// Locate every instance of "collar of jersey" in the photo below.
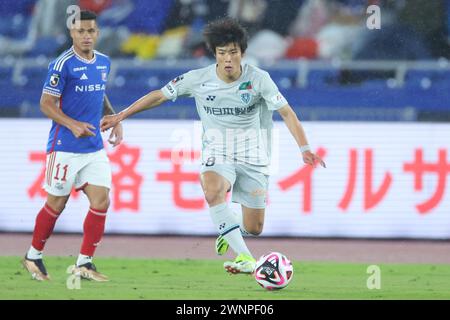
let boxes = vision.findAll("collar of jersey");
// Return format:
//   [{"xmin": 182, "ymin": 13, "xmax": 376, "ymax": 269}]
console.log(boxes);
[{"xmin": 71, "ymin": 46, "xmax": 97, "ymax": 64}]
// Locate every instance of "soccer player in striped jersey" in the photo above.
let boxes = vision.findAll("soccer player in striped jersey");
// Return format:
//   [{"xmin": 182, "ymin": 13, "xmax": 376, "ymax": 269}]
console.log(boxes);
[
  {"xmin": 101, "ymin": 18, "xmax": 325, "ymax": 274},
  {"xmin": 22, "ymin": 11, "xmax": 122, "ymax": 282}
]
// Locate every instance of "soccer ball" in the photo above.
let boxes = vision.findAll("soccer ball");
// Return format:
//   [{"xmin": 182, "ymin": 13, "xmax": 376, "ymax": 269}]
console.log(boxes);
[{"xmin": 254, "ymin": 252, "xmax": 294, "ymax": 290}]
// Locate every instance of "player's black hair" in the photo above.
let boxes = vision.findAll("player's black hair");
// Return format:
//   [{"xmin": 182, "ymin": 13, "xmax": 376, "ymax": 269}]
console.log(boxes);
[
  {"xmin": 80, "ymin": 10, "xmax": 97, "ymax": 21},
  {"xmin": 203, "ymin": 17, "xmax": 248, "ymax": 54}
]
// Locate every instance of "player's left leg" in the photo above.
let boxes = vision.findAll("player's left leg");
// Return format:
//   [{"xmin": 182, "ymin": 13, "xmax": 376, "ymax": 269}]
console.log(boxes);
[
  {"xmin": 240, "ymin": 206, "xmax": 265, "ymax": 236},
  {"xmin": 72, "ymin": 184, "xmax": 110, "ymax": 281},
  {"xmin": 71, "ymin": 149, "xmax": 111, "ymax": 282},
  {"xmin": 232, "ymin": 164, "xmax": 268, "ymax": 235}
]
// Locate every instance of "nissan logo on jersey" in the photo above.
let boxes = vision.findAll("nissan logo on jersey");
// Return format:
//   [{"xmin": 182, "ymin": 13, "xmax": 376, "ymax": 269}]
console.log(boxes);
[{"xmin": 75, "ymin": 84, "xmax": 106, "ymax": 92}]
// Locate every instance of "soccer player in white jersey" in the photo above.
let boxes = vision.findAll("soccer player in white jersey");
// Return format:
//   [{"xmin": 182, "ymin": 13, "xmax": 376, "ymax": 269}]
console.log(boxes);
[
  {"xmin": 101, "ymin": 18, "xmax": 325, "ymax": 274},
  {"xmin": 22, "ymin": 11, "xmax": 123, "ymax": 282}
]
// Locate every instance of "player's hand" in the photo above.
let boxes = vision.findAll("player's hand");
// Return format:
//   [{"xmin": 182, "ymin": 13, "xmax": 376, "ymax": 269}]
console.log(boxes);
[
  {"xmin": 101, "ymin": 114, "xmax": 121, "ymax": 132},
  {"xmin": 108, "ymin": 122, "xmax": 123, "ymax": 147},
  {"xmin": 302, "ymin": 151, "xmax": 326, "ymax": 168},
  {"xmin": 69, "ymin": 121, "xmax": 96, "ymax": 138}
]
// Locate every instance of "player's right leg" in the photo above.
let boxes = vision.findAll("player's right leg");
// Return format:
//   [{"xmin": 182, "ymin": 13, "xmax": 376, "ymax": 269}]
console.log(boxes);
[
  {"xmin": 200, "ymin": 166, "xmax": 255, "ymax": 274},
  {"xmin": 218, "ymin": 164, "xmax": 268, "ymax": 254},
  {"xmin": 23, "ymin": 151, "xmax": 75, "ymax": 281},
  {"xmin": 222, "ymin": 165, "xmax": 269, "ymax": 273},
  {"xmin": 22, "ymin": 194, "xmax": 69, "ymax": 281},
  {"xmin": 217, "ymin": 206, "xmax": 265, "ymax": 254}
]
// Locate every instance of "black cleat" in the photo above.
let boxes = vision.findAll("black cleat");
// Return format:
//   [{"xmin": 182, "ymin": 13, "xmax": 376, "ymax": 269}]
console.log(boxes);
[
  {"xmin": 21, "ymin": 256, "xmax": 50, "ymax": 281},
  {"xmin": 72, "ymin": 262, "xmax": 109, "ymax": 282}
]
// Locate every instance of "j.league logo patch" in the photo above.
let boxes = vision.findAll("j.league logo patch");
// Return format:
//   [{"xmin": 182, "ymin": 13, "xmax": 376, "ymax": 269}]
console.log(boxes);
[{"xmin": 50, "ymin": 74, "xmax": 60, "ymax": 87}]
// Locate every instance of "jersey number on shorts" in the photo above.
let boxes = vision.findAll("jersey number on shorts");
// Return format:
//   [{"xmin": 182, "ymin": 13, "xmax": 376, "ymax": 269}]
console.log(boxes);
[
  {"xmin": 54, "ymin": 164, "xmax": 68, "ymax": 182},
  {"xmin": 205, "ymin": 156, "xmax": 216, "ymax": 167}
]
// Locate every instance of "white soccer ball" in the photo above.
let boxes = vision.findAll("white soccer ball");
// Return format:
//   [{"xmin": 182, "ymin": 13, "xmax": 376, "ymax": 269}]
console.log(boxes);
[{"xmin": 254, "ymin": 252, "xmax": 294, "ymax": 290}]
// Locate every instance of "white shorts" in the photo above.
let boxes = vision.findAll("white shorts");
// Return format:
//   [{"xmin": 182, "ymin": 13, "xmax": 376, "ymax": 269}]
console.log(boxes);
[
  {"xmin": 201, "ymin": 160, "xmax": 269, "ymax": 209},
  {"xmin": 43, "ymin": 149, "xmax": 112, "ymax": 196}
]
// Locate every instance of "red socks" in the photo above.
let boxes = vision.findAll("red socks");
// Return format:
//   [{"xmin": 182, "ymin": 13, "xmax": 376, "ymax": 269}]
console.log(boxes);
[
  {"xmin": 31, "ymin": 203, "xmax": 61, "ymax": 251},
  {"xmin": 80, "ymin": 208, "xmax": 107, "ymax": 256},
  {"xmin": 31, "ymin": 204, "xmax": 107, "ymax": 257}
]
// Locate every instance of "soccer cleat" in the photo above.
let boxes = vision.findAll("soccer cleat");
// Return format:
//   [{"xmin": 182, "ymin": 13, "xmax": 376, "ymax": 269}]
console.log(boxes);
[
  {"xmin": 223, "ymin": 253, "xmax": 256, "ymax": 275},
  {"xmin": 215, "ymin": 234, "xmax": 229, "ymax": 256},
  {"xmin": 72, "ymin": 262, "xmax": 109, "ymax": 282},
  {"xmin": 21, "ymin": 256, "xmax": 50, "ymax": 281}
]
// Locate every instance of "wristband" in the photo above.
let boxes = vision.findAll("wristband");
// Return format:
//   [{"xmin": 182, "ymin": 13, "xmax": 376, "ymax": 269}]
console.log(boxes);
[{"xmin": 300, "ymin": 145, "xmax": 311, "ymax": 153}]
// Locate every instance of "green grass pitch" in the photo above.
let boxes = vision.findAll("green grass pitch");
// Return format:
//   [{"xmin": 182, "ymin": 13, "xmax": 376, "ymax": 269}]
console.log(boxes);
[{"xmin": 1, "ymin": 256, "xmax": 449, "ymax": 299}]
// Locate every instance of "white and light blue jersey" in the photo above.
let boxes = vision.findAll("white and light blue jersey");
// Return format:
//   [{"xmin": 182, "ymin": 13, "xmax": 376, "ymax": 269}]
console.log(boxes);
[
  {"xmin": 42, "ymin": 46, "xmax": 110, "ymax": 153},
  {"xmin": 161, "ymin": 63, "xmax": 288, "ymax": 170}
]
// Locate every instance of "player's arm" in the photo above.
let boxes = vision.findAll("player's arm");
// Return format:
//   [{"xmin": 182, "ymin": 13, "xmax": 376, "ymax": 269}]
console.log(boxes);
[
  {"xmin": 40, "ymin": 93, "xmax": 95, "ymax": 138},
  {"xmin": 103, "ymin": 94, "xmax": 123, "ymax": 147},
  {"xmin": 103, "ymin": 94, "xmax": 116, "ymax": 115},
  {"xmin": 100, "ymin": 89, "xmax": 168, "ymax": 131},
  {"xmin": 277, "ymin": 104, "xmax": 326, "ymax": 168}
]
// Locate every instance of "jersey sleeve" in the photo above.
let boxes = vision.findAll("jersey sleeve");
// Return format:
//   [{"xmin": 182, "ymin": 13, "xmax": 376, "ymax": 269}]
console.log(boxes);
[
  {"xmin": 160, "ymin": 71, "xmax": 194, "ymax": 101},
  {"xmin": 106, "ymin": 57, "xmax": 111, "ymax": 77},
  {"xmin": 42, "ymin": 60, "xmax": 67, "ymax": 98},
  {"xmin": 259, "ymin": 72, "xmax": 288, "ymax": 111}
]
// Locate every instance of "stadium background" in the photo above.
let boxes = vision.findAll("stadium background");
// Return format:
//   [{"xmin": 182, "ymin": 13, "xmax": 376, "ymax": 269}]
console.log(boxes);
[{"xmin": 0, "ymin": 0, "xmax": 450, "ymax": 300}]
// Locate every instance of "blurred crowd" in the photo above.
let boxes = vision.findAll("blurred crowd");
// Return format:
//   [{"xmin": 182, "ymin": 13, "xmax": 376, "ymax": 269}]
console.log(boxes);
[{"xmin": 0, "ymin": 0, "xmax": 449, "ymax": 62}]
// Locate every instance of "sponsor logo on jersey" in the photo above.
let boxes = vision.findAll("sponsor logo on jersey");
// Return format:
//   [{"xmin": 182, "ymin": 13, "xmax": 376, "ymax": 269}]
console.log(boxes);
[
  {"xmin": 50, "ymin": 74, "xmax": 60, "ymax": 87},
  {"xmin": 80, "ymin": 73, "xmax": 88, "ymax": 80},
  {"xmin": 96, "ymin": 65, "xmax": 107, "ymax": 70},
  {"xmin": 171, "ymin": 75, "xmax": 184, "ymax": 84},
  {"xmin": 201, "ymin": 82, "xmax": 219, "ymax": 89},
  {"xmin": 238, "ymin": 81, "xmax": 252, "ymax": 90},
  {"xmin": 73, "ymin": 66, "xmax": 87, "ymax": 72},
  {"xmin": 75, "ymin": 84, "xmax": 106, "ymax": 92},
  {"xmin": 206, "ymin": 95, "xmax": 216, "ymax": 101},
  {"xmin": 203, "ymin": 105, "xmax": 255, "ymax": 116}
]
